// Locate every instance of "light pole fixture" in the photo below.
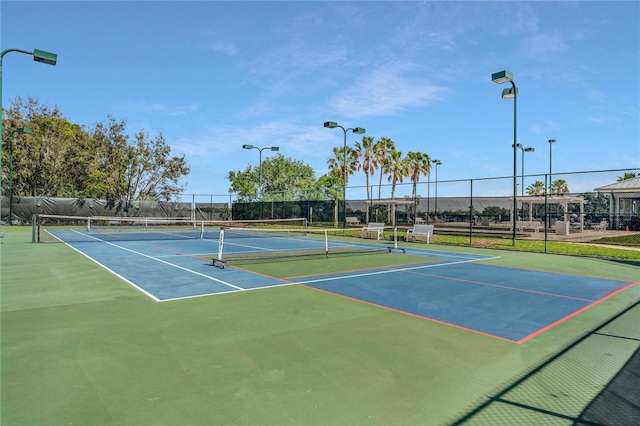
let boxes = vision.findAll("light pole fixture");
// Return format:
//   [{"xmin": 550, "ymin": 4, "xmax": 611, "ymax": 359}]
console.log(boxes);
[
  {"xmin": 323, "ymin": 121, "xmax": 365, "ymax": 228},
  {"xmin": 242, "ymin": 144, "xmax": 279, "ymax": 196},
  {"xmin": 1, "ymin": 48, "xmax": 58, "ymax": 193},
  {"xmin": 8, "ymin": 127, "xmax": 32, "ymax": 223},
  {"xmin": 492, "ymin": 69, "xmax": 518, "ymax": 245},
  {"xmin": 548, "ymin": 139, "xmax": 556, "ymax": 194},
  {"xmin": 432, "ymin": 160, "xmax": 441, "ymax": 215},
  {"xmin": 547, "ymin": 139, "xmax": 556, "ymax": 229},
  {"xmin": 512, "ymin": 143, "xmax": 535, "ymax": 196}
]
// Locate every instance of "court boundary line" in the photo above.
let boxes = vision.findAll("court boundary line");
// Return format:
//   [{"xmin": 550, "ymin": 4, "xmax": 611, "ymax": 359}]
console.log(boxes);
[
  {"xmin": 298, "ymin": 282, "xmax": 518, "ymax": 343},
  {"xmin": 66, "ymin": 230, "xmax": 245, "ymax": 298},
  {"xmin": 293, "ymin": 256, "xmax": 500, "ymax": 286},
  {"xmin": 402, "ymin": 269, "xmax": 599, "ymax": 303},
  {"xmin": 63, "ymin": 243, "xmax": 161, "ymax": 302}
]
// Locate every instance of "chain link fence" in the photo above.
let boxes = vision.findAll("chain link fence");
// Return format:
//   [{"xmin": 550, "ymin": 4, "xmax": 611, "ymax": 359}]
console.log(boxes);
[{"xmin": 2, "ymin": 168, "xmax": 638, "ymax": 248}]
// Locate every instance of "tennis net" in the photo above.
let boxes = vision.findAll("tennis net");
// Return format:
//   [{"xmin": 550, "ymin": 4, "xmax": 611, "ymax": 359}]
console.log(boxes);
[
  {"xmin": 33, "ymin": 214, "xmax": 307, "ymax": 243},
  {"xmin": 212, "ymin": 226, "xmax": 401, "ymax": 267}
]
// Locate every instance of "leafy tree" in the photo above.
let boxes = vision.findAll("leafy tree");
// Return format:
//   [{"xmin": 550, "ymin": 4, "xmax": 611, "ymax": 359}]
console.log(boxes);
[
  {"xmin": 227, "ymin": 154, "xmax": 316, "ymax": 202},
  {"xmin": 260, "ymin": 154, "xmax": 316, "ymax": 200},
  {"xmin": 227, "ymin": 166, "xmax": 258, "ymax": 202},
  {"xmin": 124, "ymin": 130, "xmax": 189, "ymax": 202},
  {"xmin": 3, "ymin": 98, "xmax": 189, "ymax": 202},
  {"xmin": 373, "ymin": 137, "xmax": 395, "ymax": 199},
  {"xmin": 2, "ymin": 96, "xmax": 91, "ymax": 197},
  {"xmin": 481, "ymin": 205, "xmax": 509, "ymax": 220},
  {"xmin": 315, "ymin": 172, "xmax": 341, "ymax": 201}
]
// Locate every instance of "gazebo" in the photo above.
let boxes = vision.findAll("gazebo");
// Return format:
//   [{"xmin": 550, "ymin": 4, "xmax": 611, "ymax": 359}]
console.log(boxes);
[
  {"xmin": 595, "ymin": 176, "xmax": 640, "ymax": 229},
  {"xmin": 517, "ymin": 195, "xmax": 586, "ymax": 231}
]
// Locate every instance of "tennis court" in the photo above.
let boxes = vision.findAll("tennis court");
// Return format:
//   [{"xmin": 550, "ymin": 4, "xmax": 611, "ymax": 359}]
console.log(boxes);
[
  {"xmin": 2, "ymin": 223, "xmax": 638, "ymax": 425},
  {"xmin": 50, "ymin": 223, "xmax": 634, "ymax": 344}
]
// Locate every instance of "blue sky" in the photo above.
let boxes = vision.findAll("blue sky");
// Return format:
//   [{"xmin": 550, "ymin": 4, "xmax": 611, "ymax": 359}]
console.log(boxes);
[{"xmin": 2, "ymin": 1, "xmax": 638, "ymax": 200}]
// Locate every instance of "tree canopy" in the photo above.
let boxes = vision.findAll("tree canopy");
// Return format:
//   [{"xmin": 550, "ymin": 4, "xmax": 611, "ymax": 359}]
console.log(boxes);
[{"xmin": 1, "ymin": 97, "xmax": 189, "ymax": 201}]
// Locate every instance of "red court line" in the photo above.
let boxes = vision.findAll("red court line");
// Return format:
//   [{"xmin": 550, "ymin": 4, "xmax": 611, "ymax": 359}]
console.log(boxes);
[
  {"xmin": 516, "ymin": 281, "xmax": 638, "ymax": 344},
  {"xmin": 297, "ymin": 283, "xmax": 518, "ymax": 344},
  {"xmin": 402, "ymin": 269, "xmax": 598, "ymax": 303}
]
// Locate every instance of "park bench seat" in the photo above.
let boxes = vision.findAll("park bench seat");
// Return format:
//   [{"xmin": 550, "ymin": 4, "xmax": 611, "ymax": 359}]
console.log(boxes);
[
  {"xmin": 513, "ymin": 221, "xmax": 543, "ymax": 233},
  {"xmin": 361, "ymin": 222, "xmax": 384, "ymax": 240},
  {"xmin": 406, "ymin": 224, "xmax": 434, "ymax": 243},
  {"xmin": 346, "ymin": 216, "xmax": 360, "ymax": 226}
]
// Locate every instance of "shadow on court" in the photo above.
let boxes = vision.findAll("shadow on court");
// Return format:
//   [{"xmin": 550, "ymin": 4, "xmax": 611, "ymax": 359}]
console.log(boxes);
[{"xmin": 452, "ymin": 301, "xmax": 640, "ymax": 425}]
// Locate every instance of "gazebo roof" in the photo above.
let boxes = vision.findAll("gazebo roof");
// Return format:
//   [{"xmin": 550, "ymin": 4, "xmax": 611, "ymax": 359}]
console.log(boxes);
[
  {"xmin": 595, "ymin": 176, "xmax": 640, "ymax": 193},
  {"xmin": 517, "ymin": 195, "xmax": 585, "ymax": 204}
]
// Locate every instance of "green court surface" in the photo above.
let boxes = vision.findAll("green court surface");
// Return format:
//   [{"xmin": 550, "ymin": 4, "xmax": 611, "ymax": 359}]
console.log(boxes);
[
  {"xmin": 231, "ymin": 251, "xmax": 437, "ymax": 279},
  {"xmin": 1, "ymin": 226, "xmax": 638, "ymax": 425}
]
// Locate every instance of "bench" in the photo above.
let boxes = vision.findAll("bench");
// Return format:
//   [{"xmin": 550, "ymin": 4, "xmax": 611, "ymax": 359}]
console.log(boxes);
[
  {"xmin": 362, "ymin": 222, "xmax": 385, "ymax": 240},
  {"xmin": 406, "ymin": 224, "xmax": 434, "ymax": 243},
  {"xmin": 346, "ymin": 216, "xmax": 360, "ymax": 226},
  {"xmin": 513, "ymin": 220, "xmax": 543, "ymax": 233},
  {"xmin": 592, "ymin": 220, "xmax": 608, "ymax": 231}
]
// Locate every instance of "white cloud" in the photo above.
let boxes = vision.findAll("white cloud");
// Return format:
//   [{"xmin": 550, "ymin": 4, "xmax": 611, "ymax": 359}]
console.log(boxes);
[
  {"xmin": 329, "ymin": 65, "xmax": 448, "ymax": 118},
  {"xmin": 521, "ymin": 33, "xmax": 568, "ymax": 59}
]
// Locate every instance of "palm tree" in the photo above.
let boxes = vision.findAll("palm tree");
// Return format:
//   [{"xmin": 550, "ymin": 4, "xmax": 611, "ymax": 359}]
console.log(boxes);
[
  {"xmin": 406, "ymin": 151, "xmax": 431, "ymax": 199},
  {"xmin": 617, "ymin": 172, "xmax": 638, "ymax": 181},
  {"xmin": 373, "ymin": 137, "xmax": 395, "ymax": 200},
  {"xmin": 406, "ymin": 151, "xmax": 431, "ymax": 222},
  {"xmin": 550, "ymin": 179, "xmax": 569, "ymax": 195},
  {"xmin": 383, "ymin": 149, "xmax": 409, "ymax": 225},
  {"xmin": 526, "ymin": 180, "xmax": 546, "ymax": 196},
  {"xmin": 326, "ymin": 145, "xmax": 358, "ymax": 198},
  {"xmin": 354, "ymin": 136, "xmax": 376, "ymax": 222}
]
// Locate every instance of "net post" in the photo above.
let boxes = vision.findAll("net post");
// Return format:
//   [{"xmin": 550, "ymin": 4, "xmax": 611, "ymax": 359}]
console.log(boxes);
[
  {"xmin": 32, "ymin": 214, "xmax": 38, "ymax": 243},
  {"xmin": 393, "ymin": 226, "xmax": 398, "ymax": 250},
  {"xmin": 324, "ymin": 229, "xmax": 329, "ymax": 258},
  {"xmin": 212, "ymin": 228, "xmax": 227, "ymax": 268}
]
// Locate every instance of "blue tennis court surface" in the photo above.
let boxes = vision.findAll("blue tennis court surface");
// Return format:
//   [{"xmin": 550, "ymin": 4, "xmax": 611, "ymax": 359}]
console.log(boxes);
[{"xmin": 61, "ymin": 234, "xmax": 636, "ymax": 344}]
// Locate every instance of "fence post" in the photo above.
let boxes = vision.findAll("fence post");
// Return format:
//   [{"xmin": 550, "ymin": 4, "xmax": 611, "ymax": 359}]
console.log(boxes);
[{"xmin": 469, "ymin": 179, "xmax": 473, "ymax": 246}]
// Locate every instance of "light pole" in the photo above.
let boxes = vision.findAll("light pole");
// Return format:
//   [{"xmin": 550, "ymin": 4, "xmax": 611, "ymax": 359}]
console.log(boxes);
[
  {"xmin": 548, "ymin": 139, "xmax": 556, "ymax": 228},
  {"xmin": 492, "ymin": 70, "xmax": 518, "ymax": 245},
  {"xmin": 432, "ymin": 159, "xmax": 441, "ymax": 216},
  {"xmin": 242, "ymin": 144, "xmax": 279, "ymax": 196},
  {"xmin": 513, "ymin": 143, "xmax": 534, "ymax": 219},
  {"xmin": 8, "ymin": 127, "xmax": 32, "ymax": 223},
  {"xmin": 1, "ymin": 48, "xmax": 57, "ymax": 193},
  {"xmin": 323, "ymin": 121, "xmax": 366, "ymax": 228}
]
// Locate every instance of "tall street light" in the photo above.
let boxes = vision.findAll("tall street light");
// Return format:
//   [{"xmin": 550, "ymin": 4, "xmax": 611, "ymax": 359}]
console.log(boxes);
[
  {"xmin": 513, "ymin": 143, "xmax": 534, "ymax": 219},
  {"xmin": 323, "ymin": 121, "xmax": 365, "ymax": 228},
  {"xmin": 8, "ymin": 127, "xmax": 32, "ymax": 223},
  {"xmin": 548, "ymin": 139, "xmax": 556, "ymax": 228},
  {"xmin": 242, "ymin": 144, "xmax": 279, "ymax": 196},
  {"xmin": 492, "ymin": 70, "xmax": 518, "ymax": 245},
  {"xmin": 1, "ymin": 48, "xmax": 57, "ymax": 193},
  {"xmin": 432, "ymin": 159, "xmax": 441, "ymax": 215}
]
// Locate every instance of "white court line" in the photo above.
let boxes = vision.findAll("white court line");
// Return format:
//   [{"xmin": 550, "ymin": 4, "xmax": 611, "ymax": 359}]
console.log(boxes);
[
  {"xmin": 295, "ymin": 256, "xmax": 500, "ymax": 286},
  {"xmin": 65, "ymin": 229, "xmax": 244, "ymax": 292},
  {"xmin": 62, "ymin": 242, "xmax": 161, "ymax": 302}
]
